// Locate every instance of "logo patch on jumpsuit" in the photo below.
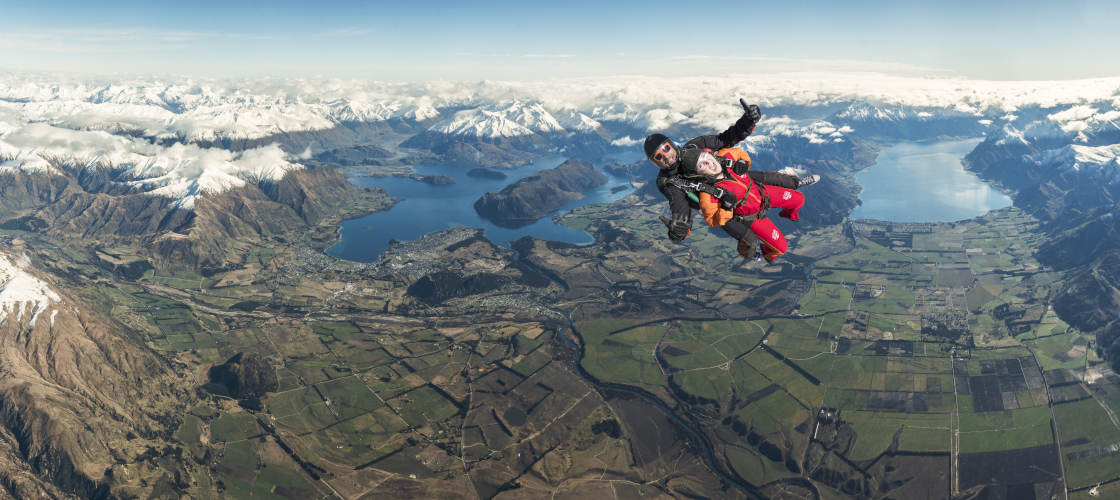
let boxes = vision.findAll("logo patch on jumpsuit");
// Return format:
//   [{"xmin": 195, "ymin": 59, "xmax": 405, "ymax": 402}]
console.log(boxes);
[
  {"xmin": 771, "ymin": 229, "xmax": 780, "ymax": 240},
  {"xmin": 783, "ymin": 191, "xmax": 792, "ymax": 200}
]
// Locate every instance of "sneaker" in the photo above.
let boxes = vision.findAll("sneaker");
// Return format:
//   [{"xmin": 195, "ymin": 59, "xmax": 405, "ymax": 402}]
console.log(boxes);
[{"xmin": 797, "ymin": 174, "xmax": 820, "ymax": 188}]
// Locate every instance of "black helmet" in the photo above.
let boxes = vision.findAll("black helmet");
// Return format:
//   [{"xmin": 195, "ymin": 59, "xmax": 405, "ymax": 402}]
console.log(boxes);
[
  {"xmin": 679, "ymin": 147, "xmax": 725, "ymax": 178},
  {"xmin": 644, "ymin": 133, "xmax": 670, "ymax": 158},
  {"xmin": 645, "ymin": 134, "xmax": 679, "ymax": 170},
  {"xmin": 678, "ymin": 146, "xmax": 705, "ymax": 177}
]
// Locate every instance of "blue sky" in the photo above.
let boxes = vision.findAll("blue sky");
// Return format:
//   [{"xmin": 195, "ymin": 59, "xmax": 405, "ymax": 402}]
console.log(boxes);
[{"xmin": 2, "ymin": 0, "xmax": 1118, "ymax": 81}]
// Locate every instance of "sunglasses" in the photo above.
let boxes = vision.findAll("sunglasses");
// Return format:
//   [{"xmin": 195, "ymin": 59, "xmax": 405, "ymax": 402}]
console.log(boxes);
[{"xmin": 652, "ymin": 143, "xmax": 672, "ymax": 163}]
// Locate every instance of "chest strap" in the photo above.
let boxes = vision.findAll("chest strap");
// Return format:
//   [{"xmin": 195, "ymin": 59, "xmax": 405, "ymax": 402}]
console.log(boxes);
[{"xmin": 665, "ymin": 176, "xmax": 727, "ymax": 203}]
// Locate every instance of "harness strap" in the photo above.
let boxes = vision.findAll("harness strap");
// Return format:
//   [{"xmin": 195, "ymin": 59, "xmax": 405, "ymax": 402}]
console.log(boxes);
[
  {"xmin": 668, "ymin": 172, "xmax": 770, "ymax": 218},
  {"xmin": 666, "ymin": 177, "xmax": 727, "ymax": 202},
  {"xmin": 724, "ymin": 171, "xmax": 770, "ymax": 219}
]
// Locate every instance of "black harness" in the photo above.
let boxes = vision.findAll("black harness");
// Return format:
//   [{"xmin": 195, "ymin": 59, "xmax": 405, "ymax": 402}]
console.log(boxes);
[{"xmin": 666, "ymin": 166, "xmax": 771, "ymax": 222}]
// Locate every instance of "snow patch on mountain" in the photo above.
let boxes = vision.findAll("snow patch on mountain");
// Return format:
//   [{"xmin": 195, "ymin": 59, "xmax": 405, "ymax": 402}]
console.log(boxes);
[
  {"xmin": 1037, "ymin": 144, "xmax": 1120, "ymax": 183},
  {"xmin": 3, "ymin": 71, "xmax": 1119, "ymax": 206},
  {"xmin": 611, "ymin": 136, "xmax": 641, "ymax": 147},
  {"xmin": 761, "ymin": 117, "xmax": 853, "ymax": 145},
  {"xmin": 0, "ymin": 253, "xmax": 60, "ymax": 328},
  {"xmin": 553, "ymin": 109, "xmax": 602, "ymax": 132},
  {"xmin": 4, "ymin": 72, "xmax": 1119, "ymax": 144},
  {"xmin": 0, "ymin": 123, "xmax": 303, "ymax": 209},
  {"xmin": 991, "ymin": 124, "xmax": 1030, "ymax": 147},
  {"xmin": 431, "ymin": 101, "xmax": 564, "ymax": 137}
]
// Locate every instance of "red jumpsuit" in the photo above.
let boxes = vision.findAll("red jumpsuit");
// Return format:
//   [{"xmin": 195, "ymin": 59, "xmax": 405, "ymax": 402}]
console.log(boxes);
[{"xmin": 697, "ymin": 158, "xmax": 804, "ymax": 262}]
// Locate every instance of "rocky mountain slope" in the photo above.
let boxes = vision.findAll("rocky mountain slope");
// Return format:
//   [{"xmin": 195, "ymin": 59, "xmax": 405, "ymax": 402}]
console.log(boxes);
[
  {"xmin": 0, "ymin": 250, "xmax": 188, "ymax": 498},
  {"xmin": 960, "ymin": 106, "xmax": 1120, "ymax": 370},
  {"xmin": 0, "ymin": 164, "xmax": 391, "ymax": 272}
]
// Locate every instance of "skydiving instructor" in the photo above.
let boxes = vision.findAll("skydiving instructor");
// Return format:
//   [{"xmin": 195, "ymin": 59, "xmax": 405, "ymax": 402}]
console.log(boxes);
[{"xmin": 644, "ymin": 99, "xmax": 819, "ymax": 258}]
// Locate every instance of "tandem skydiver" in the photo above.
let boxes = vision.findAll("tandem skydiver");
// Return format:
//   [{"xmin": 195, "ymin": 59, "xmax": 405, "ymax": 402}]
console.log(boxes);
[
  {"xmin": 643, "ymin": 99, "xmax": 819, "ymax": 260},
  {"xmin": 676, "ymin": 146, "xmax": 805, "ymax": 262}
]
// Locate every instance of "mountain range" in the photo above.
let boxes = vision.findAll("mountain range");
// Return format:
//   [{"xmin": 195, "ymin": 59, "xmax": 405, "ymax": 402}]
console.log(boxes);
[{"xmin": 1, "ymin": 72, "xmax": 1120, "ymax": 498}]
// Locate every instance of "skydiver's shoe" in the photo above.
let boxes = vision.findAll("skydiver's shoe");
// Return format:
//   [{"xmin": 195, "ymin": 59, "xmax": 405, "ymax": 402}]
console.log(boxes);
[
  {"xmin": 797, "ymin": 174, "xmax": 820, "ymax": 188},
  {"xmin": 780, "ymin": 208, "xmax": 800, "ymax": 221}
]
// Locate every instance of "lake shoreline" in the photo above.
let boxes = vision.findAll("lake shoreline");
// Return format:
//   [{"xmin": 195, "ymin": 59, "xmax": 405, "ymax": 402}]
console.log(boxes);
[
  {"xmin": 850, "ymin": 138, "xmax": 1011, "ymax": 223},
  {"xmin": 326, "ymin": 155, "xmax": 640, "ymax": 263}
]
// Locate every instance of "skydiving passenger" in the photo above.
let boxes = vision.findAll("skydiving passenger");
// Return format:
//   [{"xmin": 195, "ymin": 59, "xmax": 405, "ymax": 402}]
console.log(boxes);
[
  {"xmin": 677, "ymin": 146, "xmax": 806, "ymax": 262},
  {"xmin": 643, "ymin": 100, "xmax": 818, "ymax": 257}
]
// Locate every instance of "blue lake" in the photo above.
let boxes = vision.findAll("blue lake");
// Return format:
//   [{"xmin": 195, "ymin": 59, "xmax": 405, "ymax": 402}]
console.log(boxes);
[
  {"xmin": 850, "ymin": 138, "xmax": 1012, "ymax": 222},
  {"xmin": 326, "ymin": 155, "xmax": 642, "ymax": 262}
]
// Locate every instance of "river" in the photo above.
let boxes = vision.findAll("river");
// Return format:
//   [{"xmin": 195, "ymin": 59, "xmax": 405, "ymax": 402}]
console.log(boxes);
[{"xmin": 850, "ymin": 138, "xmax": 1011, "ymax": 222}]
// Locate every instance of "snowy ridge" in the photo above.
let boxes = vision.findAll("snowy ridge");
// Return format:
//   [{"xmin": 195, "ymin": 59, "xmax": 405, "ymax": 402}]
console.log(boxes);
[
  {"xmin": 0, "ymin": 253, "xmax": 60, "ymax": 328},
  {"xmin": 754, "ymin": 117, "xmax": 854, "ymax": 145},
  {"xmin": 990, "ymin": 124, "xmax": 1031, "ymax": 147},
  {"xmin": 1036, "ymin": 144, "xmax": 1120, "ymax": 184},
  {"xmin": 0, "ymin": 123, "xmax": 303, "ymax": 209},
  {"xmin": 835, "ymin": 102, "xmax": 917, "ymax": 122},
  {"xmin": 2, "ymin": 72, "xmax": 1119, "ymax": 208},
  {"xmin": 430, "ymin": 101, "xmax": 564, "ymax": 138},
  {"xmin": 552, "ymin": 109, "xmax": 602, "ymax": 133},
  {"xmin": 3, "ymin": 73, "xmax": 1119, "ymax": 143}
]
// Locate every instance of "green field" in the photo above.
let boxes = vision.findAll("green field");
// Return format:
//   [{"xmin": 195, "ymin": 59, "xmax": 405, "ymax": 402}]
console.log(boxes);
[
  {"xmin": 851, "ymin": 283, "xmax": 914, "ymax": 315},
  {"xmin": 1029, "ymin": 334, "xmax": 1095, "ymax": 371},
  {"xmin": 317, "ymin": 376, "xmax": 384, "ymax": 420},
  {"xmin": 736, "ymin": 389, "xmax": 810, "ymax": 440},
  {"xmin": 744, "ymin": 350, "xmax": 824, "ymax": 408},
  {"xmin": 673, "ymin": 368, "xmax": 732, "ymax": 401},
  {"xmin": 845, "ymin": 410, "xmax": 953, "ymax": 458},
  {"xmin": 174, "ymin": 415, "xmax": 207, "ymax": 461},
  {"xmin": 1054, "ymin": 398, "xmax": 1120, "ymax": 489},
  {"xmin": 577, "ymin": 319, "xmax": 667, "ymax": 388},
  {"xmin": 958, "ymin": 406, "xmax": 1053, "ymax": 453},
  {"xmin": 823, "ymin": 355, "xmax": 886, "ymax": 391},
  {"xmin": 391, "ymin": 385, "xmax": 461, "ymax": 427},
  {"xmin": 215, "ymin": 440, "xmax": 259, "ymax": 498},
  {"xmin": 210, "ymin": 413, "xmax": 262, "ymax": 442},
  {"xmin": 799, "ymin": 283, "xmax": 852, "ymax": 315}
]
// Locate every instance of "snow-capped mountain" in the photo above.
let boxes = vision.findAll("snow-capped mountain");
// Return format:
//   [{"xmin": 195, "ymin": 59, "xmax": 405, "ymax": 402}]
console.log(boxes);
[
  {"xmin": 3, "ymin": 71, "xmax": 1120, "ymax": 208},
  {"xmin": 0, "ymin": 122, "xmax": 302, "ymax": 209},
  {"xmin": 553, "ymin": 108, "xmax": 603, "ymax": 133},
  {"xmin": 829, "ymin": 102, "xmax": 990, "ymax": 139},
  {"xmin": 0, "ymin": 246, "xmax": 187, "ymax": 499},
  {"xmin": 1038, "ymin": 144, "xmax": 1120, "ymax": 184},
  {"xmin": 431, "ymin": 101, "xmax": 564, "ymax": 138},
  {"xmin": 424, "ymin": 100, "xmax": 603, "ymax": 138},
  {"xmin": 402, "ymin": 100, "xmax": 614, "ymax": 167},
  {"xmin": 5, "ymin": 72, "xmax": 1118, "ymax": 145}
]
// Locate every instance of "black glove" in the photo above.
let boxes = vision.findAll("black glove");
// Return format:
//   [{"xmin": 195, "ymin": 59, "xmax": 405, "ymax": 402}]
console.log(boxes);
[
  {"xmin": 737, "ymin": 234, "xmax": 760, "ymax": 260},
  {"xmin": 731, "ymin": 159, "xmax": 750, "ymax": 176},
  {"xmin": 737, "ymin": 99, "xmax": 762, "ymax": 134},
  {"xmin": 718, "ymin": 189, "xmax": 739, "ymax": 210},
  {"xmin": 740, "ymin": 99, "xmax": 761, "ymax": 121},
  {"xmin": 668, "ymin": 216, "xmax": 691, "ymax": 242}
]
